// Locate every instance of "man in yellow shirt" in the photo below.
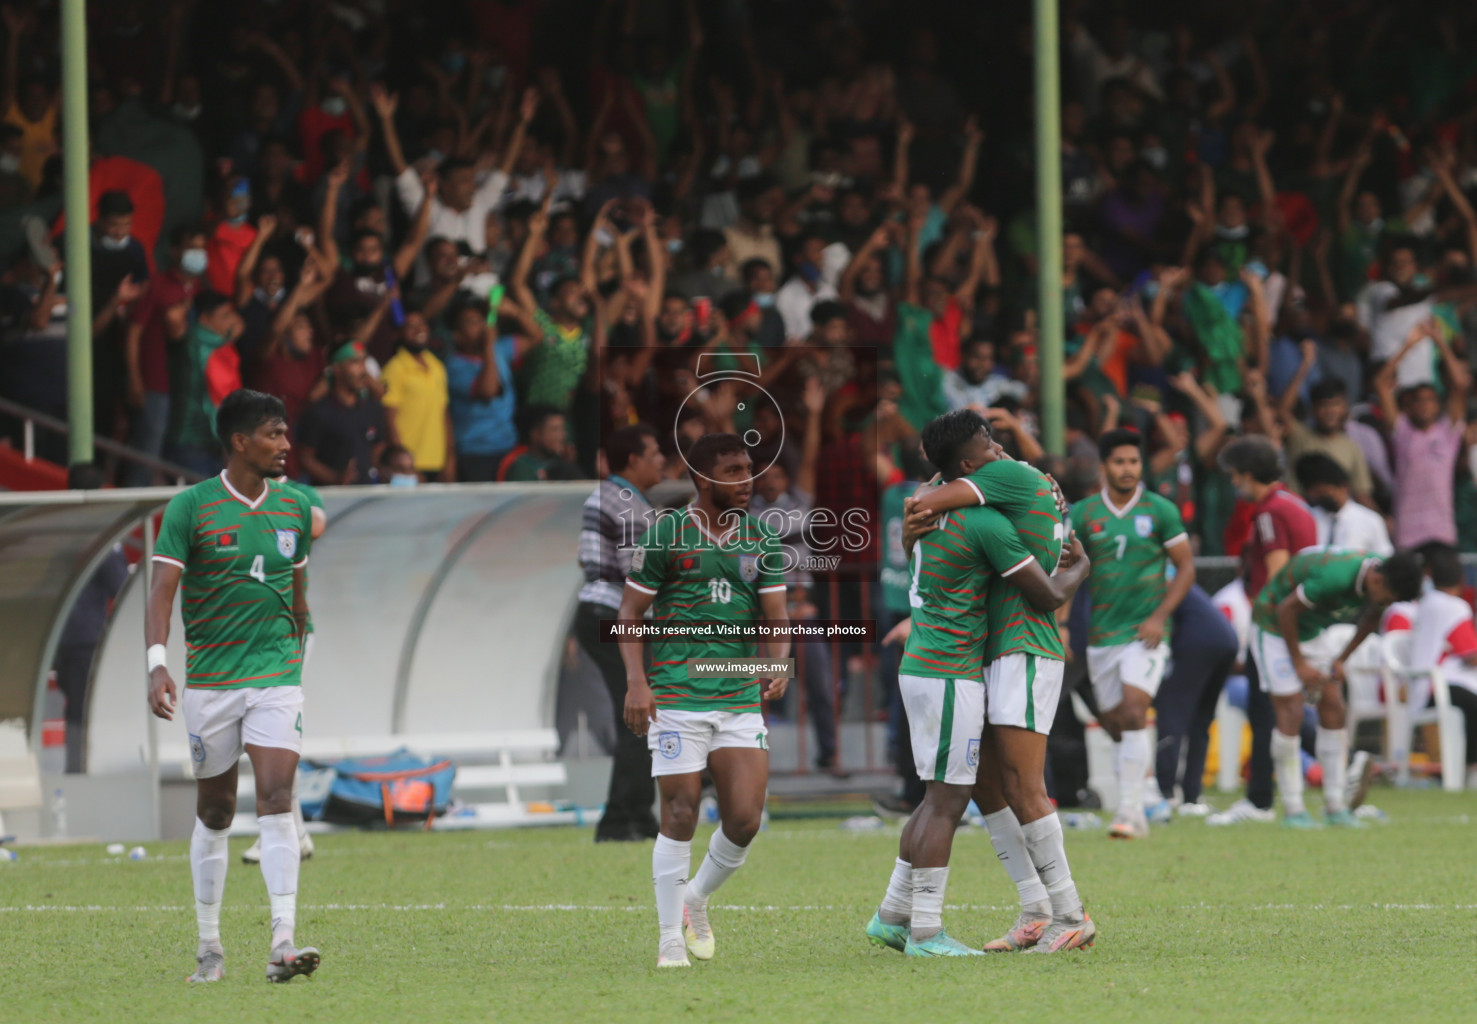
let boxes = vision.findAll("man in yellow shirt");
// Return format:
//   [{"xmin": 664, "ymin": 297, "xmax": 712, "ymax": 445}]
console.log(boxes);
[
  {"xmin": 380, "ymin": 311, "xmax": 454, "ymax": 481},
  {"xmin": 2, "ymin": 9, "xmax": 57, "ymax": 190}
]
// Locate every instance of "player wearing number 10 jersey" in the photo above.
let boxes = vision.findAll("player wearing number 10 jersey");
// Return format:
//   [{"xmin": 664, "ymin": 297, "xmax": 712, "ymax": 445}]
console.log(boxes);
[
  {"xmin": 146, "ymin": 390, "xmax": 320, "ymax": 985},
  {"xmin": 619, "ymin": 434, "xmax": 791, "ymax": 968},
  {"xmin": 908, "ymin": 422, "xmax": 1096, "ymax": 953}
]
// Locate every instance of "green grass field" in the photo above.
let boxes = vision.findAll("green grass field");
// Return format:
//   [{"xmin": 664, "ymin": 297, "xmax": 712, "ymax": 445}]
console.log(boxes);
[{"xmin": 3, "ymin": 789, "xmax": 1476, "ymax": 1024}]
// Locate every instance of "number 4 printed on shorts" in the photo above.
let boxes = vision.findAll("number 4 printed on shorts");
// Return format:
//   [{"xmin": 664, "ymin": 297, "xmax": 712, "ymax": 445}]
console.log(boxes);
[{"xmin": 294, "ymin": 712, "xmax": 302, "ymax": 737}]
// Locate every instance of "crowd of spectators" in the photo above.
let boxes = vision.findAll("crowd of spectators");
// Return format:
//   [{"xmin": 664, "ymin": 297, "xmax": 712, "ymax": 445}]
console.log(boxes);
[{"xmin": 3, "ymin": 0, "xmax": 1477, "ymax": 557}]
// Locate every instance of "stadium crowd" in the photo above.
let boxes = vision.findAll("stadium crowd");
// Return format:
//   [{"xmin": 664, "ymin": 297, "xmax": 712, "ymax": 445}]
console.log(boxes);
[
  {"xmin": 2, "ymin": 1, "xmax": 1475, "ymax": 538},
  {"xmin": 4, "ymin": 1, "xmax": 1477, "ymax": 794}
]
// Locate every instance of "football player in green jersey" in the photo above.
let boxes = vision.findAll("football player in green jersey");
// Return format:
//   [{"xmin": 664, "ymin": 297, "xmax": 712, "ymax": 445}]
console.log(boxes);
[
  {"xmin": 1069, "ymin": 429, "xmax": 1196, "ymax": 840},
  {"xmin": 618, "ymin": 434, "xmax": 792, "ymax": 968},
  {"xmin": 904, "ymin": 413, "xmax": 1098, "ymax": 953},
  {"xmin": 1250, "ymin": 548, "xmax": 1423, "ymax": 827},
  {"xmin": 146, "ymin": 390, "xmax": 320, "ymax": 984},
  {"xmin": 866, "ymin": 410, "xmax": 1089, "ymax": 957}
]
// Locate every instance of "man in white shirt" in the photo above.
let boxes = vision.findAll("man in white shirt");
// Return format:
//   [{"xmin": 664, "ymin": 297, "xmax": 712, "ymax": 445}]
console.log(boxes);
[
  {"xmin": 374, "ymin": 83, "xmax": 536, "ymax": 257},
  {"xmin": 1295, "ymin": 453, "xmax": 1392, "ymax": 555},
  {"xmin": 776, "ymin": 232, "xmax": 837, "ymax": 342},
  {"xmin": 1406, "ymin": 545, "xmax": 1477, "ymax": 786},
  {"xmin": 1357, "ymin": 246, "xmax": 1434, "ymax": 389}
]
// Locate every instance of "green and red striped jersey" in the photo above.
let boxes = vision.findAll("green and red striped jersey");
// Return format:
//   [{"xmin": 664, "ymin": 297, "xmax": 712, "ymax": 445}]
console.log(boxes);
[
  {"xmin": 963, "ymin": 460, "xmax": 1068, "ymax": 663},
  {"xmin": 626, "ymin": 505, "xmax": 786, "ymax": 713},
  {"xmin": 901, "ymin": 504, "xmax": 1033, "ymax": 680},
  {"xmin": 1069, "ymin": 486, "xmax": 1188, "ymax": 646},
  {"xmin": 154, "ymin": 473, "xmax": 313, "ymax": 689}
]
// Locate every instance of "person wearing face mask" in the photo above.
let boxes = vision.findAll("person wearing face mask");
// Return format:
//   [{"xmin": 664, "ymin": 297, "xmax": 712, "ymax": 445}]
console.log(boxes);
[
  {"xmin": 380, "ymin": 309, "xmax": 453, "ymax": 482},
  {"xmin": 379, "ymin": 445, "xmax": 419, "ymax": 487},
  {"xmin": 1296, "ymin": 454, "xmax": 1392, "ymax": 556},
  {"xmin": 775, "ymin": 232, "xmax": 838, "ymax": 343},
  {"xmin": 87, "ymin": 191, "xmax": 150, "ymax": 441},
  {"xmin": 738, "ymin": 259, "xmax": 785, "ymax": 346},
  {"xmin": 123, "ymin": 225, "xmax": 209, "ymax": 486},
  {"xmin": 170, "ymin": 292, "xmax": 246, "ymax": 477}
]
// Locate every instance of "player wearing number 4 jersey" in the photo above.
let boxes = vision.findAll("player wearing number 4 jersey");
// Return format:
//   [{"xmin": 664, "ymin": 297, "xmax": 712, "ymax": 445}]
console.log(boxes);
[
  {"xmin": 147, "ymin": 390, "xmax": 320, "ymax": 985},
  {"xmin": 1250, "ymin": 547, "xmax": 1423, "ymax": 827},
  {"xmin": 866, "ymin": 410, "xmax": 1090, "ymax": 957},
  {"xmin": 900, "ymin": 412, "xmax": 1097, "ymax": 954},
  {"xmin": 1070, "ymin": 430, "xmax": 1196, "ymax": 840},
  {"xmin": 619, "ymin": 434, "xmax": 791, "ymax": 969}
]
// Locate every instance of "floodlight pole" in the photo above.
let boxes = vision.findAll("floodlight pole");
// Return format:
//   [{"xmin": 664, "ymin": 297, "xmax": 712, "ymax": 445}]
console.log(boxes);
[
  {"xmin": 62, "ymin": 0, "xmax": 93, "ymax": 470},
  {"xmin": 1034, "ymin": 0, "xmax": 1064, "ymax": 455}
]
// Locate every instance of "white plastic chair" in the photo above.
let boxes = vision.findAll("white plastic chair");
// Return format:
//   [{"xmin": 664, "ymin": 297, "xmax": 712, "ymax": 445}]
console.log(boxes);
[{"xmin": 1382, "ymin": 632, "xmax": 1467, "ymax": 792}]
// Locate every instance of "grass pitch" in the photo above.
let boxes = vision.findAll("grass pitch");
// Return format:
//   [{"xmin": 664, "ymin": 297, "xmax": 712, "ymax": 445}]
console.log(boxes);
[{"xmin": 2, "ymin": 789, "xmax": 1475, "ymax": 1024}]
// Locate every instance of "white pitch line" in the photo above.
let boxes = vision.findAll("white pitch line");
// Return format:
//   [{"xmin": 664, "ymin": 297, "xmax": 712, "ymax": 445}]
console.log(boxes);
[{"xmin": 5, "ymin": 902, "xmax": 1477, "ymax": 914}]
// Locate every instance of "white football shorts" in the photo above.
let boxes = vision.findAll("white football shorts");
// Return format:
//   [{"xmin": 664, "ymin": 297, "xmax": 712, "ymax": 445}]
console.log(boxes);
[
  {"xmin": 647, "ymin": 708, "xmax": 768, "ymax": 777},
  {"xmin": 183, "ymin": 685, "xmax": 304, "ymax": 780}
]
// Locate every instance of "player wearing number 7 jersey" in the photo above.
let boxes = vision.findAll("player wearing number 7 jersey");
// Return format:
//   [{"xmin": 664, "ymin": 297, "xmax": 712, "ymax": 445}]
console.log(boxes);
[
  {"xmin": 906, "ymin": 425, "xmax": 1097, "ymax": 953},
  {"xmin": 1069, "ymin": 429, "xmax": 1196, "ymax": 840},
  {"xmin": 618, "ymin": 434, "xmax": 791, "ymax": 968},
  {"xmin": 146, "ymin": 390, "xmax": 320, "ymax": 985}
]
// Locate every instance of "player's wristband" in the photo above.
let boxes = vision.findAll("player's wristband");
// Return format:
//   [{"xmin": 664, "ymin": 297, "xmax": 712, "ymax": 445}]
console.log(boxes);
[{"xmin": 146, "ymin": 644, "xmax": 167, "ymax": 673}]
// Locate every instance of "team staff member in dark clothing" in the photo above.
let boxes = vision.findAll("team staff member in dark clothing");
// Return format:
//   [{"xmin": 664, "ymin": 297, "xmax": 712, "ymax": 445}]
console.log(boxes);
[
  {"xmin": 1155, "ymin": 584, "xmax": 1240, "ymax": 814},
  {"xmin": 575, "ymin": 425, "xmax": 664, "ymax": 841},
  {"xmin": 296, "ymin": 341, "xmax": 387, "ymax": 485},
  {"xmin": 1207, "ymin": 437, "xmax": 1317, "ymax": 826}
]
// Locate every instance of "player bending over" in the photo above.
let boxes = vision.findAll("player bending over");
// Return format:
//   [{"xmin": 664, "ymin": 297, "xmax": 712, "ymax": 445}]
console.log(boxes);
[
  {"xmin": 1069, "ymin": 429, "xmax": 1195, "ymax": 839},
  {"xmin": 618, "ymin": 433, "xmax": 791, "ymax": 968},
  {"xmin": 903, "ymin": 425, "xmax": 1097, "ymax": 952},
  {"xmin": 1250, "ymin": 548, "xmax": 1423, "ymax": 827},
  {"xmin": 147, "ymin": 389, "xmax": 320, "ymax": 984},
  {"xmin": 866, "ymin": 410, "xmax": 1089, "ymax": 956}
]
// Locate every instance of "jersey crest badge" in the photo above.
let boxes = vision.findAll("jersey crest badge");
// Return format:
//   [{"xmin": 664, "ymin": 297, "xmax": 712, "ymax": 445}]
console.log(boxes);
[
  {"xmin": 630, "ymin": 546, "xmax": 646, "ymax": 572},
  {"xmin": 276, "ymin": 529, "xmax": 298, "ymax": 559},
  {"xmin": 1134, "ymin": 515, "xmax": 1153, "ymax": 538},
  {"xmin": 738, "ymin": 554, "xmax": 759, "ymax": 582},
  {"xmin": 966, "ymin": 738, "xmax": 980, "ymax": 768},
  {"xmin": 657, "ymin": 731, "xmax": 681, "ymax": 759},
  {"xmin": 188, "ymin": 733, "xmax": 206, "ymax": 765}
]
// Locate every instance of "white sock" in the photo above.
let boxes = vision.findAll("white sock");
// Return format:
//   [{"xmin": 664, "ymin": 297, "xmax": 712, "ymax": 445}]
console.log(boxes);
[
  {"xmin": 1271, "ymin": 729, "xmax": 1305, "ymax": 816},
  {"xmin": 983, "ymin": 808, "xmax": 1049, "ymax": 910},
  {"xmin": 651, "ymin": 835, "xmax": 691, "ymax": 945},
  {"xmin": 1116, "ymin": 730, "xmax": 1150, "ymax": 815},
  {"xmin": 689, "ymin": 827, "xmax": 749, "ymax": 903},
  {"xmin": 190, "ymin": 818, "xmax": 230, "ymax": 954},
  {"xmin": 878, "ymin": 857, "xmax": 912, "ymax": 925},
  {"xmin": 1021, "ymin": 814, "xmax": 1082, "ymax": 920},
  {"xmin": 257, "ymin": 812, "xmax": 299, "ymax": 947},
  {"xmin": 1317, "ymin": 727, "xmax": 1349, "ymax": 813},
  {"xmin": 291, "ymin": 775, "xmax": 308, "ymax": 841},
  {"xmin": 909, "ymin": 866, "xmax": 948, "ymax": 941}
]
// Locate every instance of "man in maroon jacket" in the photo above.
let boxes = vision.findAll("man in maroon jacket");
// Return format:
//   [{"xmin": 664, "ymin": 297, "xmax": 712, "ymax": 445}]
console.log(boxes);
[{"xmin": 1208, "ymin": 436, "xmax": 1318, "ymax": 826}]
